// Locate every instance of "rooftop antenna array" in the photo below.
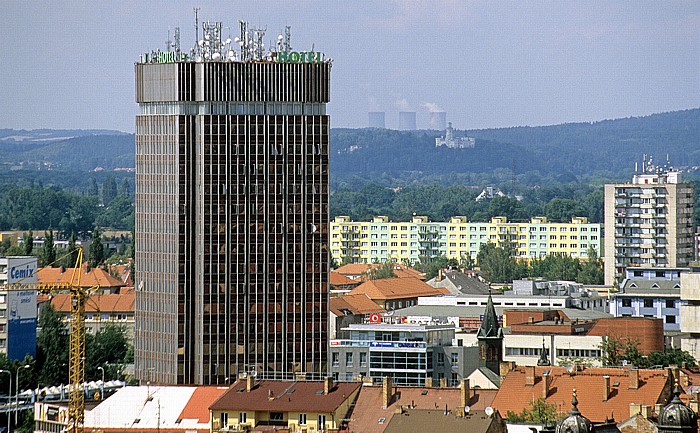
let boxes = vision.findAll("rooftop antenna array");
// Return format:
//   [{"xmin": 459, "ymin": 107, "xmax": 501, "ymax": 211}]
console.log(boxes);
[
  {"xmin": 252, "ymin": 26, "xmax": 267, "ymax": 61},
  {"xmin": 284, "ymin": 26, "xmax": 292, "ymax": 52},
  {"xmin": 237, "ymin": 20, "xmax": 250, "ymax": 62},
  {"xmin": 166, "ymin": 27, "xmax": 181, "ymax": 53},
  {"xmin": 199, "ymin": 20, "xmax": 228, "ymax": 61},
  {"xmin": 192, "ymin": 7, "xmax": 201, "ymax": 58}
]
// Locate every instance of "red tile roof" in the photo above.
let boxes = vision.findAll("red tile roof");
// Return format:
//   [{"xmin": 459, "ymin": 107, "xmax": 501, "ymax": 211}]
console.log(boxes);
[
  {"xmin": 209, "ymin": 380, "xmax": 361, "ymax": 413},
  {"xmin": 179, "ymin": 386, "xmax": 229, "ymax": 423},
  {"xmin": 330, "ymin": 294, "xmax": 385, "ymax": 316},
  {"xmin": 38, "ymin": 266, "xmax": 125, "ymax": 289},
  {"xmin": 50, "ymin": 292, "xmax": 134, "ymax": 313},
  {"xmin": 330, "ymin": 271, "xmax": 361, "ymax": 287},
  {"xmin": 491, "ymin": 366, "xmax": 672, "ymax": 423},
  {"xmin": 349, "ymin": 385, "xmax": 496, "ymax": 433},
  {"xmin": 348, "ymin": 278, "xmax": 449, "ymax": 301}
]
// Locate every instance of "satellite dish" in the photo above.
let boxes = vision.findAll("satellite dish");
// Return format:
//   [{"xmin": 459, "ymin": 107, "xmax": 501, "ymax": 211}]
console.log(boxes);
[
  {"xmin": 234, "ymin": 37, "xmax": 240, "ymax": 42},
  {"xmin": 212, "ymin": 52, "xmax": 221, "ymax": 60},
  {"xmin": 278, "ymin": 35, "xmax": 283, "ymax": 40},
  {"xmin": 464, "ymin": 405, "xmax": 471, "ymax": 414},
  {"xmin": 485, "ymin": 407, "xmax": 494, "ymax": 417},
  {"xmin": 198, "ymin": 40, "xmax": 204, "ymax": 46},
  {"xmin": 225, "ymin": 38, "xmax": 232, "ymax": 44},
  {"xmin": 566, "ymin": 365, "xmax": 574, "ymax": 373},
  {"xmin": 251, "ymin": 370, "xmax": 258, "ymax": 378}
]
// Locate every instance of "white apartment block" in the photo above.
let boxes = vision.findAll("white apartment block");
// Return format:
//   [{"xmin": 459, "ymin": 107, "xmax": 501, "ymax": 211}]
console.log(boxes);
[{"xmin": 604, "ymin": 163, "xmax": 695, "ymax": 285}]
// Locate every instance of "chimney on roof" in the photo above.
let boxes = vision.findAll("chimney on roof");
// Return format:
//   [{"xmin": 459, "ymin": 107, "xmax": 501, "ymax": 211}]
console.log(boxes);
[
  {"xmin": 542, "ymin": 372, "xmax": 551, "ymax": 399},
  {"xmin": 60, "ymin": 266, "xmax": 65, "ymax": 273},
  {"xmin": 246, "ymin": 375, "xmax": 255, "ymax": 392},
  {"xmin": 630, "ymin": 403, "xmax": 641, "ymax": 418},
  {"xmin": 324, "ymin": 376, "xmax": 334, "ymax": 395},
  {"xmin": 437, "ymin": 268, "xmax": 444, "ymax": 281},
  {"xmin": 439, "ymin": 377, "xmax": 447, "ymax": 388},
  {"xmin": 681, "ymin": 371, "xmax": 689, "ymax": 388},
  {"xmin": 500, "ymin": 361, "xmax": 515, "ymax": 377},
  {"xmin": 425, "ymin": 377, "xmax": 433, "ymax": 388},
  {"xmin": 640, "ymin": 405, "xmax": 651, "ymax": 418},
  {"xmin": 629, "ymin": 368, "xmax": 639, "ymax": 390},
  {"xmin": 382, "ymin": 376, "xmax": 393, "ymax": 408},
  {"xmin": 525, "ymin": 366, "xmax": 536, "ymax": 386},
  {"xmin": 655, "ymin": 403, "xmax": 664, "ymax": 415},
  {"xmin": 603, "ymin": 376, "xmax": 611, "ymax": 401},
  {"xmin": 460, "ymin": 379, "xmax": 471, "ymax": 408}
]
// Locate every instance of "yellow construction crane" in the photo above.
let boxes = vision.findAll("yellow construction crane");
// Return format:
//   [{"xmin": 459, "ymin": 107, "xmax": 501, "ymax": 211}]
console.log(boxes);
[{"xmin": 4, "ymin": 247, "xmax": 94, "ymax": 433}]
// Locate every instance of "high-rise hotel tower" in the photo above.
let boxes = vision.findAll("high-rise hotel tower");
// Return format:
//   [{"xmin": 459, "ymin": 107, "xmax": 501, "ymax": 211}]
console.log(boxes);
[{"xmin": 134, "ymin": 20, "xmax": 330, "ymax": 384}]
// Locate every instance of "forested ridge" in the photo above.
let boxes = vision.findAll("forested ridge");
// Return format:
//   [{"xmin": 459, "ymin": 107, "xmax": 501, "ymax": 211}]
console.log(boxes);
[{"xmin": 0, "ymin": 108, "xmax": 697, "ymax": 231}]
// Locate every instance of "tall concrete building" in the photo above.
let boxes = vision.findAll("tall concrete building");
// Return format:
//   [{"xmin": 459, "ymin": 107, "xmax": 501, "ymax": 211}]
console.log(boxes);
[
  {"xmin": 604, "ymin": 160, "xmax": 695, "ymax": 285},
  {"xmin": 134, "ymin": 20, "xmax": 330, "ymax": 384}
]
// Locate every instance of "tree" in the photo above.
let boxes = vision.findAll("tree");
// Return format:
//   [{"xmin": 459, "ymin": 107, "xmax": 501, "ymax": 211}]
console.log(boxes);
[
  {"xmin": 119, "ymin": 178, "xmax": 131, "ymax": 196},
  {"xmin": 40, "ymin": 230, "xmax": 56, "ymax": 267},
  {"xmin": 477, "ymin": 243, "xmax": 521, "ymax": 284},
  {"xmin": 23, "ymin": 230, "xmax": 34, "ymax": 255},
  {"xmin": 89, "ymin": 227, "xmax": 105, "ymax": 268},
  {"xmin": 505, "ymin": 398, "xmax": 560, "ymax": 424},
  {"xmin": 415, "ymin": 255, "xmax": 458, "ymax": 280},
  {"xmin": 88, "ymin": 178, "xmax": 99, "ymax": 197},
  {"xmin": 64, "ymin": 231, "xmax": 79, "ymax": 268},
  {"xmin": 544, "ymin": 198, "xmax": 586, "ymax": 222},
  {"xmin": 102, "ymin": 176, "xmax": 118, "ymax": 206},
  {"xmin": 36, "ymin": 304, "xmax": 69, "ymax": 386},
  {"xmin": 86, "ymin": 324, "xmax": 131, "ymax": 382},
  {"xmin": 369, "ymin": 261, "xmax": 397, "ymax": 280},
  {"xmin": 577, "ymin": 247, "xmax": 604, "ymax": 284}
]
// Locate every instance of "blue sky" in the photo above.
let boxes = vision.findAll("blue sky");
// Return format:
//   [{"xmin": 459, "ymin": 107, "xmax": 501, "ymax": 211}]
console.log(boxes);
[{"xmin": 2, "ymin": 1, "xmax": 698, "ymax": 132}]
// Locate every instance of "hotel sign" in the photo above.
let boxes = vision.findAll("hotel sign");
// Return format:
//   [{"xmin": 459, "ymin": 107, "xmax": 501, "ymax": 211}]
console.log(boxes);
[{"xmin": 275, "ymin": 51, "xmax": 325, "ymax": 63}]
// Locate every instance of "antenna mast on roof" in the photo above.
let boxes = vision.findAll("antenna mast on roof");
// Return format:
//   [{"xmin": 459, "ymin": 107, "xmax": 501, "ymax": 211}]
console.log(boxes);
[
  {"xmin": 192, "ymin": 7, "xmax": 201, "ymax": 58},
  {"xmin": 284, "ymin": 25, "xmax": 292, "ymax": 51},
  {"xmin": 173, "ymin": 27, "xmax": 181, "ymax": 53}
]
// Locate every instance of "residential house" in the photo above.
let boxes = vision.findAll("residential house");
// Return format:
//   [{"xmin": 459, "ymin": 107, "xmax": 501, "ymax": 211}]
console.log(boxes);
[
  {"xmin": 209, "ymin": 377, "xmax": 360, "ymax": 433},
  {"xmin": 48, "ymin": 290, "xmax": 135, "ymax": 340},
  {"xmin": 347, "ymin": 278, "xmax": 448, "ymax": 311},
  {"xmin": 492, "ymin": 366, "xmax": 674, "ymax": 423},
  {"xmin": 347, "ymin": 376, "xmax": 498, "ymax": 433}
]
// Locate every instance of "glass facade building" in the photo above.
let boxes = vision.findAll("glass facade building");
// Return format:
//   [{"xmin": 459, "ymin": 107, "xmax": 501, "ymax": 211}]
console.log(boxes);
[{"xmin": 135, "ymin": 59, "xmax": 331, "ymax": 385}]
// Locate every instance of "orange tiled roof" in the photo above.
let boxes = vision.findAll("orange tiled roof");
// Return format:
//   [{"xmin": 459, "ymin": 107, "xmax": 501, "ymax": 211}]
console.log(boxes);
[
  {"xmin": 350, "ymin": 385, "xmax": 496, "ymax": 433},
  {"xmin": 50, "ymin": 292, "xmax": 134, "ymax": 313},
  {"xmin": 330, "ymin": 294, "xmax": 385, "ymax": 316},
  {"xmin": 179, "ymin": 386, "xmax": 229, "ymax": 423},
  {"xmin": 330, "ymin": 271, "xmax": 360, "ymax": 286},
  {"xmin": 38, "ymin": 266, "xmax": 125, "ymax": 289},
  {"xmin": 348, "ymin": 278, "xmax": 449, "ymax": 300},
  {"xmin": 491, "ymin": 366, "xmax": 672, "ymax": 423}
]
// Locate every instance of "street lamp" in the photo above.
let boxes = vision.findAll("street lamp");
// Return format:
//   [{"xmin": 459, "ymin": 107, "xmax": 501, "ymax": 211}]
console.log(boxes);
[
  {"xmin": 15, "ymin": 365, "xmax": 29, "ymax": 424},
  {"xmin": 0, "ymin": 369, "xmax": 11, "ymax": 433},
  {"xmin": 97, "ymin": 366, "xmax": 105, "ymax": 400}
]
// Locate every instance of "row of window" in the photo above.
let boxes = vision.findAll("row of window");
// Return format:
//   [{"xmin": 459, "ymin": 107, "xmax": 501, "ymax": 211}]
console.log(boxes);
[
  {"xmin": 620, "ymin": 299, "xmax": 676, "ymax": 309},
  {"xmin": 220, "ymin": 412, "xmax": 323, "ymax": 427}
]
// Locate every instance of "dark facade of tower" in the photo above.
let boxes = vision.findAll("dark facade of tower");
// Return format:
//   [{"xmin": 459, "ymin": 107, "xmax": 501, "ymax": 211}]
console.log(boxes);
[
  {"xmin": 477, "ymin": 293, "xmax": 503, "ymax": 376},
  {"xmin": 134, "ymin": 60, "xmax": 331, "ymax": 384}
]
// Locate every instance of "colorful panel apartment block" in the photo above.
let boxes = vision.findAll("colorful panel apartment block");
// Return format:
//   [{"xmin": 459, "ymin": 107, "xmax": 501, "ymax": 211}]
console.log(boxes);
[{"xmin": 331, "ymin": 216, "xmax": 602, "ymax": 264}]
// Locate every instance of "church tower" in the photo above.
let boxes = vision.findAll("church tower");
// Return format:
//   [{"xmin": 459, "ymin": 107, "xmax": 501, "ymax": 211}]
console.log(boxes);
[{"xmin": 477, "ymin": 292, "xmax": 503, "ymax": 376}]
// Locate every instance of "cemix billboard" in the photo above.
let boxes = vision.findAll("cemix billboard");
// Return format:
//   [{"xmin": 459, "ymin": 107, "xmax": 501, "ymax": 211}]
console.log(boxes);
[
  {"xmin": 4, "ymin": 257, "xmax": 37, "ymax": 360},
  {"xmin": 7, "ymin": 256, "xmax": 37, "ymax": 284}
]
